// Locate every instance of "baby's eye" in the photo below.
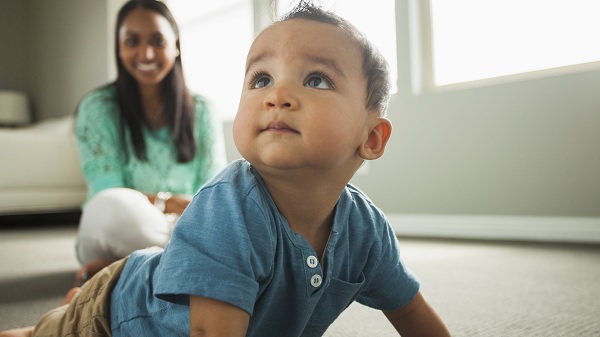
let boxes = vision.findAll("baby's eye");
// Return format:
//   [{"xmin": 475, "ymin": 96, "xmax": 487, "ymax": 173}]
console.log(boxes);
[
  {"xmin": 251, "ymin": 74, "xmax": 273, "ymax": 89},
  {"xmin": 305, "ymin": 73, "xmax": 333, "ymax": 89}
]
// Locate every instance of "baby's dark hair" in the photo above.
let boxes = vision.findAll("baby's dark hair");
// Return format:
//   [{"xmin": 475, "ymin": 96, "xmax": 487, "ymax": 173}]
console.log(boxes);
[{"xmin": 279, "ymin": 1, "xmax": 391, "ymax": 116}]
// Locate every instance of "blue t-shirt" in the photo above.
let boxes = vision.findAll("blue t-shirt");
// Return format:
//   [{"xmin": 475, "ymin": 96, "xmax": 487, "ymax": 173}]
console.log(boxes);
[{"xmin": 110, "ymin": 160, "xmax": 419, "ymax": 336}]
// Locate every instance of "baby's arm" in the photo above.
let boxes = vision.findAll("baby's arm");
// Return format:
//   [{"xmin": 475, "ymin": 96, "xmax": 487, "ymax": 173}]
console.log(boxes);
[
  {"xmin": 383, "ymin": 291, "xmax": 451, "ymax": 337},
  {"xmin": 189, "ymin": 295, "xmax": 250, "ymax": 337}
]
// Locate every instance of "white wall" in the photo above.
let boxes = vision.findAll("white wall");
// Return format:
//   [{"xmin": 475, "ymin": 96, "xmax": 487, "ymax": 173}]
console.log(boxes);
[
  {"xmin": 0, "ymin": 1, "xmax": 29, "ymax": 92},
  {"xmin": 0, "ymin": 0, "xmax": 110, "ymax": 121}
]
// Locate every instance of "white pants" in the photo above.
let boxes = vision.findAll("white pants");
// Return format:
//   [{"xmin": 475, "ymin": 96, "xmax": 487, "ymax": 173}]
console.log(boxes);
[{"xmin": 75, "ymin": 188, "xmax": 175, "ymax": 265}]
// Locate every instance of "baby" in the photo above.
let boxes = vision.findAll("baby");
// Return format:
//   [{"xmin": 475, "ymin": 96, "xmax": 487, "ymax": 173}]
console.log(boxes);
[{"xmin": 1, "ymin": 1, "xmax": 450, "ymax": 336}]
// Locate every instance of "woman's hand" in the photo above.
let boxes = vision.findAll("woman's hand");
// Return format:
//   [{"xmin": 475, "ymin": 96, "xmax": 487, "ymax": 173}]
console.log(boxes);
[
  {"xmin": 165, "ymin": 194, "xmax": 192, "ymax": 214},
  {"xmin": 148, "ymin": 193, "xmax": 192, "ymax": 215}
]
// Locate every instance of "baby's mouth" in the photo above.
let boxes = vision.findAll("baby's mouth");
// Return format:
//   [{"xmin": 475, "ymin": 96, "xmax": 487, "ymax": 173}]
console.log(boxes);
[{"xmin": 265, "ymin": 120, "xmax": 299, "ymax": 133}]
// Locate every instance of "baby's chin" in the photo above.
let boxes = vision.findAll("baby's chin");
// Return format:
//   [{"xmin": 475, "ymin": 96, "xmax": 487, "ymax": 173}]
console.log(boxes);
[{"xmin": 250, "ymin": 155, "xmax": 302, "ymax": 172}]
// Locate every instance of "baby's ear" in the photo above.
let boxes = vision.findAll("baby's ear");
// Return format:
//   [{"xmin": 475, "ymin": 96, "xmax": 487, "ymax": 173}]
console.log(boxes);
[{"xmin": 359, "ymin": 117, "xmax": 392, "ymax": 160}]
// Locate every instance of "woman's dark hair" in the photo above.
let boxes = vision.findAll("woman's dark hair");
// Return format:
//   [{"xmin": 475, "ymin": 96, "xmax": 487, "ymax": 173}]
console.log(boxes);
[
  {"xmin": 279, "ymin": 0, "xmax": 391, "ymax": 115},
  {"xmin": 115, "ymin": 0, "xmax": 196, "ymax": 162}
]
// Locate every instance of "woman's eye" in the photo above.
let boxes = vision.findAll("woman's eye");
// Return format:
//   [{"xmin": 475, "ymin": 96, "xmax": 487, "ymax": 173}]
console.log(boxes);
[
  {"xmin": 151, "ymin": 36, "xmax": 166, "ymax": 47},
  {"xmin": 124, "ymin": 37, "xmax": 138, "ymax": 47},
  {"xmin": 305, "ymin": 74, "xmax": 332, "ymax": 89},
  {"xmin": 252, "ymin": 76, "xmax": 272, "ymax": 89}
]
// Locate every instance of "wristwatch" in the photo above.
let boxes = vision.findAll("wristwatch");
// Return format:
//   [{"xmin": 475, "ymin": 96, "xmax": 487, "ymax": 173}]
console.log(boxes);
[{"xmin": 154, "ymin": 191, "xmax": 172, "ymax": 213}]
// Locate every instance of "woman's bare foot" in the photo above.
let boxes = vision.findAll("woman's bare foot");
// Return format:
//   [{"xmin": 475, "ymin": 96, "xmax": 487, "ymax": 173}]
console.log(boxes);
[
  {"xmin": 75, "ymin": 258, "xmax": 114, "ymax": 286},
  {"xmin": 0, "ymin": 326, "xmax": 34, "ymax": 337}
]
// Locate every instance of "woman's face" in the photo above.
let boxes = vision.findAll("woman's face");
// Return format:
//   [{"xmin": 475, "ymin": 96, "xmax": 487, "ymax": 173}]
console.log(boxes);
[{"xmin": 118, "ymin": 7, "xmax": 179, "ymax": 88}]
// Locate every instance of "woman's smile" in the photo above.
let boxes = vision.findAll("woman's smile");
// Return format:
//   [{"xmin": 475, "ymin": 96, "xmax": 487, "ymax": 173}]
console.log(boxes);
[{"xmin": 136, "ymin": 62, "xmax": 159, "ymax": 72}]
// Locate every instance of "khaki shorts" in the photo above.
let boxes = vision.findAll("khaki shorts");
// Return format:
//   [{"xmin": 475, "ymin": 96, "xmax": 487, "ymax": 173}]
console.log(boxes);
[{"xmin": 32, "ymin": 258, "xmax": 128, "ymax": 337}]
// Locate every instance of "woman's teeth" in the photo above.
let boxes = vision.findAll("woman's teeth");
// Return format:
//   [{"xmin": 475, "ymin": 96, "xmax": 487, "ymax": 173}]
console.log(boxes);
[{"xmin": 137, "ymin": 63, "xmax": 158, "ymax": 71}]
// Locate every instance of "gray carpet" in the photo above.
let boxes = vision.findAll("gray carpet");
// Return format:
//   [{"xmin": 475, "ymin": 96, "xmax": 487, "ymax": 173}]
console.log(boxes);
[{"xmin": 1, "ymin": 220, "xmax": 599, "ymax": 336}]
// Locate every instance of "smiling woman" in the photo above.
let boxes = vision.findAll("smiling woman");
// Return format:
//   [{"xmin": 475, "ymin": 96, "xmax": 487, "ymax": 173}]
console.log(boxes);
[{"xmin": 71, "ymin": 0, "xmax": 226, "ymax": 286}]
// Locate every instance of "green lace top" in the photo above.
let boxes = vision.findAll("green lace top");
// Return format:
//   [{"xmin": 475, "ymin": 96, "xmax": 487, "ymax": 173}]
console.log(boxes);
[{"xmin": 75, "ymin": 85, "xmax": 227, "ymax": 204}]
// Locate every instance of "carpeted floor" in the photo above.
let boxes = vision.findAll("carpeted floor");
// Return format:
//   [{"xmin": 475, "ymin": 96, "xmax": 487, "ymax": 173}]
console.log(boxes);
[{"xmin": 1, "ymin": 217, "xmax": 599, "ymax": 336}]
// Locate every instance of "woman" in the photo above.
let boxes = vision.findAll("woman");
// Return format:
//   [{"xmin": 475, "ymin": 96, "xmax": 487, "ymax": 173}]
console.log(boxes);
[{"xmin": 74, "ymin": 0, "xmax": 226, "ymax": 284}]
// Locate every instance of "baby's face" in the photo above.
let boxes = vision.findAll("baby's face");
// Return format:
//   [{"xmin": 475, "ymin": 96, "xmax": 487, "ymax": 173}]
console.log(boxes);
[{"xmin": 233, "ymin": 19, "xmax": 372, "ymax": 179}]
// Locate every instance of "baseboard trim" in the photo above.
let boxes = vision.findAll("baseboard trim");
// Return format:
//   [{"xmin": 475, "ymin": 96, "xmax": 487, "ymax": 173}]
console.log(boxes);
[{"xmin": 387, "ymin": 214, "xmax": 600, "ymax": 244}]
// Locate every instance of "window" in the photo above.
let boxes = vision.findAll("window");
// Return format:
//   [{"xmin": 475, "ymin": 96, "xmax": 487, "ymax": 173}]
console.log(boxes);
[
  {"xmin": 428, "ymin": 0, "xmax": 600, "ymax": 86},
  {"xmin": 276, "ymin": 0, "xmax": 398, "ymax": 92},
  {"xmin": 167, "ymin": 0, "xmax": 254, "ymax": 120}
]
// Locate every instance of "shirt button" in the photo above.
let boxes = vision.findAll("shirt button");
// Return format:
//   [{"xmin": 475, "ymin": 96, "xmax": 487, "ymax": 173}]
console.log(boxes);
[
  {"xmin": 306, "ymin": 255, "xmax": 319, "ymax": 268},
  {"xmin": 310, "ymin": 274, "xmax": 322, "ymax": 288}
]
